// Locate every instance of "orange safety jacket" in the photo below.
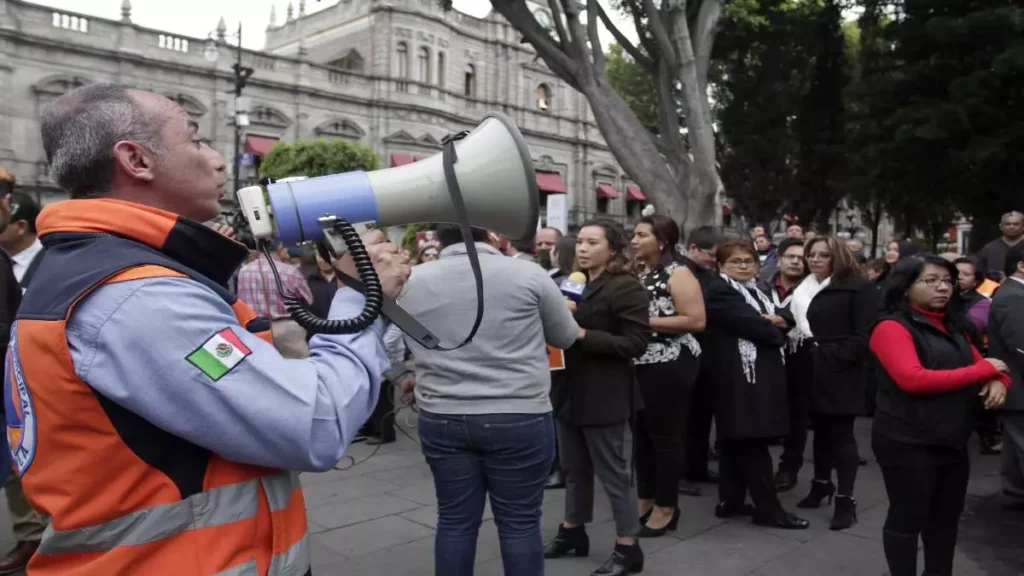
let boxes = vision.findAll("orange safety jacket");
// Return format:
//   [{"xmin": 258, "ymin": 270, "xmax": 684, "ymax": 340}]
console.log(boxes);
[
  {"xmin": 977, "ymin": 278, "xmax": 1000, "ymax": 299},
  {"xmin": 5, "ymin": 199, "xmax": 310, "ymax": 575}
]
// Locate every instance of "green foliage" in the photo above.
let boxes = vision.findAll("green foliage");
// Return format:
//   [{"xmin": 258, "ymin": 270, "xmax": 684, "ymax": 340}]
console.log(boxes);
[
  {"xmin": 712, "ymin": 0, "xmax": 851, "ymax": 228},
  {"xmin": 846, "ymin": 0, "xmax": 1024, "ymax": 246},
  {"xmin": 401, "ymin": 224, "xmax": 436, "ymax": 254},
  {"xmin": 259, "ymin": 138, "xmax": 380, "ymax": 180},
  {"xmin": 604, "ymin": 44, "xmax": 660, "ymax": 133}
]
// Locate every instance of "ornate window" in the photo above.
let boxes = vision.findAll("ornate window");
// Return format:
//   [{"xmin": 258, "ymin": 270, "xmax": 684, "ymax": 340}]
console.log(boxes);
[
  {"xmin": 464, "ymin": 64, "xmax": 476, "ymax": 98},
  {"xmin": 536, "ymin": 84, "xmax": 552, "ymax": 111},
  {"xmin": 396, "ymin": 42, "xmax": 409, "ymax": 93},
  {"xmin": 417, "ymin": 47, "xmax": 431, "ymax": 83}
]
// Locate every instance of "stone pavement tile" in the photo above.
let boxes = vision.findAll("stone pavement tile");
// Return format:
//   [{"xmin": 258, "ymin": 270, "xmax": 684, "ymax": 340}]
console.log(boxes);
[
  {"xmin": 644, "ymin": 521, "xmax": 800, "ymax": 576},
  {"xmin": 752, "ymin": 530, "xmax": 888, "ymax": 576},
  {"xmin": 308, "ymin": 494, "xmax": 425, "ymax": 532},
  {"xmin": 368, "ymin": 462, "xmax": 435, "ymax": 489},
  {"xmin": 314, "ymin": 515, "xmax": 435, "ymax": 558},
  {"xmin": 318, "ymin": 535, "xmax": 435, "ymax": 576},
  {"xmin": 301, "ymin": 474, "xmax": 402, "ymax": 508},
  {"xmin": 401, "ymin": 498, "xmax": 494, "ymax": 530},
  {"xmin": 310, "ymin": 539, "xmax": 347, "ymax": 569},
  {"xmin": 390, "ymin": 482, "xmax": 439, "ymax": 507}
]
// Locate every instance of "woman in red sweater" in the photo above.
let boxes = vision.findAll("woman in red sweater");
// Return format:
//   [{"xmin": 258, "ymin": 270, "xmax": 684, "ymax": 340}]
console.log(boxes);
[{"xmin": 870, "ymin": 254, "xmax": 1009, "ymax": 576}]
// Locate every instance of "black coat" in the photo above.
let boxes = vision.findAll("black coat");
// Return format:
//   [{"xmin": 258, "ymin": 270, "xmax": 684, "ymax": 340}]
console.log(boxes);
[
  {"xmin": 553, "ymin": 272, "xmax": 651, "ymax": 426},
  {"xmin": 806, "ymin": 275, "xmax": 881, "ymax": 415},
  {"xmin": 988, "ymin": 278, "xmax": 1024, "ymax": 412},
  {"xmin": 704, "ymin": 277, "xmax": 789, "ymax": 439}
]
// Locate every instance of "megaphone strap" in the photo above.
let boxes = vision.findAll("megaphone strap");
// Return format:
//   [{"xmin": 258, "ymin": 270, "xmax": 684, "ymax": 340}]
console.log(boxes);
[{"xmin": 430, "ymin": 130, "xmax": 485, "ymax": 352}]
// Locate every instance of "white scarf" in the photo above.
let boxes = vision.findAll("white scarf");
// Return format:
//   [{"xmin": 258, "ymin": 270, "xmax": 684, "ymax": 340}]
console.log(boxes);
[
  {"xmin": 720, "ymin": 274, "xmax": 779, "ymax": 384},
  {"xmin": 788, "ymin": 274, "xmax": 831, "ymax": 352}
]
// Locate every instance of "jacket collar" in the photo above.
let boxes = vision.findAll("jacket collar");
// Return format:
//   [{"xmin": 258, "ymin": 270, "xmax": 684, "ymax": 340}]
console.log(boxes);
[{"xmin": 37, "ymin": 198, "xmax": 249, "ymax": 286}]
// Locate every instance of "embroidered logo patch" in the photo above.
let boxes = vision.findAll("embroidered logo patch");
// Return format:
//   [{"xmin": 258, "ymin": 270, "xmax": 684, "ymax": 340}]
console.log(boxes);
[
  {"xmin": 187, "ymin": 328, "xmax": 252, "ymax": 381},
  {"xmin": 5, "ymin": 325, "xmax": 37, "ymax": 475}
]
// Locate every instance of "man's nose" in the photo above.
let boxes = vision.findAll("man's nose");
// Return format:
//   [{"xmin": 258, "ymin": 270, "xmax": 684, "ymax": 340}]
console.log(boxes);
[{"xmin": 209, "ymin": 150, "xmax": 227, "ymax": 174}]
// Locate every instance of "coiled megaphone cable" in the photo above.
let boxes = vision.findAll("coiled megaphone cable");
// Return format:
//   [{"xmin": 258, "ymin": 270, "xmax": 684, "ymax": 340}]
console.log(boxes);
[{"xmin": 259, "ymin": 218, "xmax": 384, "ymax": 334}]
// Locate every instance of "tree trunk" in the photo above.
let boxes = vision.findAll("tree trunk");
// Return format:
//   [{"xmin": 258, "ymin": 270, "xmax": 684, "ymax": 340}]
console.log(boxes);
[{"xmin": 578, "ymin": 77, "xmax": 689, "ymax": 222}]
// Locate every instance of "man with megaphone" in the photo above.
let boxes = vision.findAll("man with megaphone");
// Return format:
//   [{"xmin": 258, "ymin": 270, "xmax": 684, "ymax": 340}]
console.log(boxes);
[{"xmin": 4, "ymin": 84, "xmax": 410, "ymax": 576}]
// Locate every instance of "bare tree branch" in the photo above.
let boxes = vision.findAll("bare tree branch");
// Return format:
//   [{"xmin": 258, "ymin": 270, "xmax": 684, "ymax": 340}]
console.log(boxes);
[
  {"xmin": 560, "ymin": 0, "xmax": 595, "ymax": 78},
  {"xmin": 546, "ymin": 0, "xmax": 573, "ymax": 56},
  {"xmin": 620, "ymin": 0, "xmax": 661, "ymax": 63},
  {"xmin": 595, "ymin": 2, "xmax": 653, "ymax": 70},
  {"xmin": 643, "ymin": 0, "xmax": 679, "ymax": 69},
  {"xmin": 490, "ymin": 2, "xmax": 581, "ymax": 86},
  {"xmin": 586, "ymin": 0, "xmax": 606, "ymax": 77},
  {"xmin": 693, "ymin": 0, "xmax": 722, "ymax": 93}
]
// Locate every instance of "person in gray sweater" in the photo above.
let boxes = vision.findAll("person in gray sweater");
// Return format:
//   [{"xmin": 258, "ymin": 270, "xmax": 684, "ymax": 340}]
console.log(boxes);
[{"xmin": 397, "ymin": 224, "xmax": 579, "ymax": 576}]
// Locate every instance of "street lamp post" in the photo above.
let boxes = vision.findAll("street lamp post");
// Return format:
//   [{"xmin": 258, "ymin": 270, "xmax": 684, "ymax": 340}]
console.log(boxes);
[{"xmin": 230, "ymin": 24, "xmax": 254, "ymax": 194}]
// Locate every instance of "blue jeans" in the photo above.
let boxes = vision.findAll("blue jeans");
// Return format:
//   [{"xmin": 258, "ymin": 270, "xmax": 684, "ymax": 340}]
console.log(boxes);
[{"xmin": 419, "ymin": 410, "xmax": 555, "ymax": 576}]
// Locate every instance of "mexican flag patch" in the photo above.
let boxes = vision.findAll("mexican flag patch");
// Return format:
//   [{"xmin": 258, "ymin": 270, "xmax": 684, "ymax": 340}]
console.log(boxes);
[{"xmin": 187, "ymin": 328, "xmax": 252, "ymax": 381}]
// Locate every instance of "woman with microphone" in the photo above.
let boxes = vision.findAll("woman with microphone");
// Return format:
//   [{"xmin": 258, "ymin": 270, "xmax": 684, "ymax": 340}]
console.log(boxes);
[
  {"xmin": 545, "ymin": 219, "xmax": 651, "ymax": 576},
  {"xmin": 630, "ymin": 215, "xmax": 706, "ymax": 537}
]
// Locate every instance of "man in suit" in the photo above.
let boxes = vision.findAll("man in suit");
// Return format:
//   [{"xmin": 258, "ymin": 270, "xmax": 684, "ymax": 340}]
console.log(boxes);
[
  {"xmin": 0, "ymin": 168, "xmax": 42, "ymax": 573},
  {"xmin": 0, "ymin": 192, "xmax": 46, "ymax": 290},
  {"xmin": 988, "ymin": 241, "xmax": 1024, "ymax": 509}
]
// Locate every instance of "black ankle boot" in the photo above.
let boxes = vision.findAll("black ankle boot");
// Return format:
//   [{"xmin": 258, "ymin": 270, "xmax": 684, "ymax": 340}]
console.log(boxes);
[
  {"xmin": 921, "ymin": 523, "xmax": 958, "ymax": 576},
  {"xmin": 796, "ymin": 479, "xmax": 835, "ymax": 509},
  {"xmin": 591, "ymin": 541, "xmax": 644, "ymax": 575},
  {"xmin": 882, "ymin": 529, "xmax": 918, "ymax": 576},
  {"xmin": 544, "ymin": 524, "xmax": 589, "ymax": 559},
  {"xmin": 830, "ymin": 495, "xmax": 858, "ymax": 530}
]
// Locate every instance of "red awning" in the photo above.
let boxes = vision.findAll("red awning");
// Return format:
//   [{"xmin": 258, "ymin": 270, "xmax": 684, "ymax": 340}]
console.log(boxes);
[
  {"xmin": 596, "ymin": 184, "xmax": 620, "ymax": 199},
  {"xmin": 244, "ymin": 135, "xmax": 278, "ymax": 157},
  {"xmin": 722, "ymin": 202, "xmax": 732, "ymax": 216},
  {"xmin": 625, "ymin": 184, "xmax": 647, "ymax": 202},
  {"xmin": 390, "ymin": 154, "xmax": 415, "ymax": 167},
  {"xmin": 536, "ymin": 171, "xmax": 567, "ymax": 194},
  {"xmin": 413, "ymin": 156, "xmax": 427, "ymax": 162}
]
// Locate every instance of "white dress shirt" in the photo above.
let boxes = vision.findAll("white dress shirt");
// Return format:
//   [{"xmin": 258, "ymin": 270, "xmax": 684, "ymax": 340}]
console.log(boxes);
[{"xmin": 10, "ymin": 237, "xmax": 43, "ymax": 284}]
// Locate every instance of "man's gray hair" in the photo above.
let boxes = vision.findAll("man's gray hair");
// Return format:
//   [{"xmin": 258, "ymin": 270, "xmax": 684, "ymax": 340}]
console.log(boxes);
[
  {"xmin": 41, "ymin": 83, "xmax": 165, "ymax": 199},
  {"xmin": 1001, "ymin": 211, "xmax": 1024, "ymax": 222}
]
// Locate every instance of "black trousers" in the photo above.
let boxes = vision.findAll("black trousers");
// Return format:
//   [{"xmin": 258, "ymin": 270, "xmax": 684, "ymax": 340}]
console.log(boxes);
[
  {"xmin": 874, "ymin": 438, "xmax": 969, "ymax": 576},
  {"xmin": 632, "ymin": 354, "xmax": 698, "ymax": 508},
  {"xmin": 809, "ymin": 413, "xmax": 858, "ymax": 496},
  {"xmin": 718, "ymin": 438, "xmax": 781, "ymax": 515},
  {"xmin": 683, "ymin": 359, "xmax": 715, "ymax": 479},
  {"xmin": 779, "ymin": 346, "xmax": 811, "ymax": 473},
  {"xmin": 362, "ymin": 379, "xmax": 396, "ymax": 441}
]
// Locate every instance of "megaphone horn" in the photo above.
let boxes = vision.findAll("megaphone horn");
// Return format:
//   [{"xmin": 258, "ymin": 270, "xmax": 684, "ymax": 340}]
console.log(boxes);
[{"xmin": 236, "ymin": 111, "xmax": 541, "ymax": 246}]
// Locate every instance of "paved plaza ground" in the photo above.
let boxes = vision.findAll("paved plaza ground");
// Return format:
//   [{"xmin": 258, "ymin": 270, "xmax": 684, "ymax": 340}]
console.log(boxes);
[{"xmin": 0, "ymin": 416, "xmax": 1020, "ymax": 575}]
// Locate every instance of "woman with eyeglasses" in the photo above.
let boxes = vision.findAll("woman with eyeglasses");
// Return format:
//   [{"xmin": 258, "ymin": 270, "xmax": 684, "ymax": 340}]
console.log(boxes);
[
  {"xmin": 791, "ymin": 236, "xmax": 880, "ymax": 530},
  {"xmin": 870, "ymin": 255, "xmax": 1009, "ymax": 576},
  {"xmin": 710, "ymin": 239, "xmax": 809, "ymax": 529}
]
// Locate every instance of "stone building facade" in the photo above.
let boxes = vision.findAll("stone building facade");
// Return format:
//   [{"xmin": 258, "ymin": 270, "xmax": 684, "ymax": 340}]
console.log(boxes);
[{"xmin": 0, "ymin": 0, "xmax": 649, "ymax": 231}]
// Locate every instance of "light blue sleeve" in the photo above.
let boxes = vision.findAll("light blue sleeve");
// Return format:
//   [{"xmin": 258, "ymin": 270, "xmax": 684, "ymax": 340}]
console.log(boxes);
[{"xmin": 66, "ymin": 277, "xmax": 387, "ymax": 472}]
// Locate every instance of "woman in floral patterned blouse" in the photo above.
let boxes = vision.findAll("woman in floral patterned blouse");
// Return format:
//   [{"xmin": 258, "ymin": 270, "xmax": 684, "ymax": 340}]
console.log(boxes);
[{"xmin": 630, "ymin": 215, "xmax": 707, "ymax": 537}]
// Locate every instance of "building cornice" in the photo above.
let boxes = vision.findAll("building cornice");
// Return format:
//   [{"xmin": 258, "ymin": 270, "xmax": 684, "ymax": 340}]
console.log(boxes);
[{"xmin": 0, "ymin": 29, "xmax": 607, "ymax": 151}]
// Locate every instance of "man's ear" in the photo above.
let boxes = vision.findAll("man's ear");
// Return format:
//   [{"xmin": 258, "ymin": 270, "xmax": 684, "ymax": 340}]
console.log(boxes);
[{"xmin": 112, "ymin": 141, "xmax": 156, "ymax": 183}]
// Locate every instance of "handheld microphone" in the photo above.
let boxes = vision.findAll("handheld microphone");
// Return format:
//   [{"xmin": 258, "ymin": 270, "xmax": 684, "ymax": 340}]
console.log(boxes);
[{"xmin": 560, "ymin": 272, "xmax": 587, "ymax": 303}]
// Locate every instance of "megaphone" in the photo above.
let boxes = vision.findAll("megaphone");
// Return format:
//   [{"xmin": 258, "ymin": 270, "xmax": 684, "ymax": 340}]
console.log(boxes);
[
  {"xmin": 236, "ymin": 111, "xmax": 539, "ymax": 245},
  {"xmin": 235, "ymin": 111, "xmax": 539, "ymax": 346}
]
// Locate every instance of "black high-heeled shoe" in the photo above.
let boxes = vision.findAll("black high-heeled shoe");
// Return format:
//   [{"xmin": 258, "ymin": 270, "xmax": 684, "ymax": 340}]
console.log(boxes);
[
  {"xmin": 796, "ymin": 479, "xmax": 835, "ymax": 509},
  {"xmin": 830, "ymin": 496, "xmax": 858, "ymax": 531},
  {"xmin": 637, "ymin": 508, "xmax": 679, "ymax": 538},
  {"xmin": 591, "ymin": 541, "xmax": 644, "ymax": 575},
  {"xmin": 544, "ymin": 524, "xmax": 589, "ymax": 558}
]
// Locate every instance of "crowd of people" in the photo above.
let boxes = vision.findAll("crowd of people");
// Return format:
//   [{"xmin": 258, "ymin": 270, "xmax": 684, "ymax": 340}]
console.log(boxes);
[{"xmin": 380, "ymin": 213, "xmax": 1022, "ymax": 576}]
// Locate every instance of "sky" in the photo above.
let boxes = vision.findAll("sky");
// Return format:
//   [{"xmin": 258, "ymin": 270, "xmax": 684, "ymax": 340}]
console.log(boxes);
[{"xmin": 31, "ymin": 0, "xmax": 636, "ymax": 51}]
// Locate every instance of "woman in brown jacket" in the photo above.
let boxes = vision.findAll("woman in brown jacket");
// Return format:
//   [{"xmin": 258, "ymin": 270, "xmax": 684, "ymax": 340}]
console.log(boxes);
[{"xmin": 545, "ymin": 219, "xmax": 651, "ymax": 576}]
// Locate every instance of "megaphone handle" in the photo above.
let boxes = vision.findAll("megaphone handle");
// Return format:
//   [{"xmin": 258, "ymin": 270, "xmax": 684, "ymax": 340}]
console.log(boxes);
[{"xmin": 333, "ymin": 270, "xmax": 443, "ymax": 350}]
